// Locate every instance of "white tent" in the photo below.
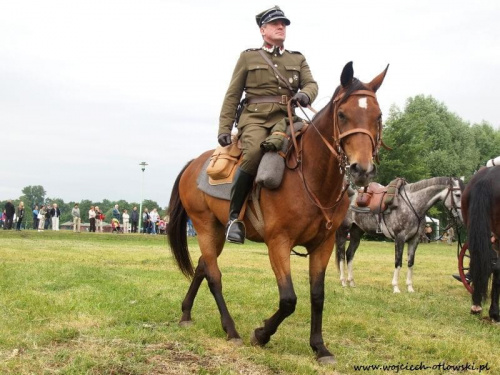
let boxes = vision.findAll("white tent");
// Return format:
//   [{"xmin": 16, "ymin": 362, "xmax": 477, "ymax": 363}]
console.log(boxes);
[{"xmin": 425, "ymin": 216, "xmax": 440, "ymax": 240}]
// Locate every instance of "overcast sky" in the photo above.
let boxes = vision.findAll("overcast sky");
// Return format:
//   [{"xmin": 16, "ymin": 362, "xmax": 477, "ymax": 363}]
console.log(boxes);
[{"xmin": 1, "ymin": 0, "xmax": 499, "ymax": 208}]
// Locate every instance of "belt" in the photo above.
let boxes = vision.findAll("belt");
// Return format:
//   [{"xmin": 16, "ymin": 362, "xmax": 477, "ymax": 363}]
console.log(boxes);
[{"xmin": 246, "ymin": 95, "xmax": 291, "ymax": 105}]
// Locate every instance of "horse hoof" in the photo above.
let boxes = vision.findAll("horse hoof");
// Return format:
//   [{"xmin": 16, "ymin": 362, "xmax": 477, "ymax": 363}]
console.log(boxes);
[
  {"xmin": 250, "ymin": 331, "xmax": 263, "ymax": 347},
  {"xmin": 228, "ymin": 338, "xmax": 244, "ymax": 346},
  {"xmin": 349, "ymin": 281, "xmax": 356, "ymax": 288},
  {"xmin": 317, "ymin": 355, "xmax": 336, "ymax": 365},
  {"xmin": 470, "ymin": 305, "xmax": 482, "ymax": 315},
  {"xmin": 407, "ymin": 287, "xmax": 415, "ymax": 293},
  {"xmin": 393, "ymin": 288, "xmax": 401, "ymax": 294},
  {"xmin": 179, "ymin": 320, "xmax": 193, "ymax": 328}
]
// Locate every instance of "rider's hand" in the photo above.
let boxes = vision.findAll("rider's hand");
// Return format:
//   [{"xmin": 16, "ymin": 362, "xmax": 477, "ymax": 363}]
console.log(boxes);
[
  {"xmin": 291, "ymin": 92, "xmax": 310, "ymax": 107},
  {"xmin": 218, "ymin": 133, "xmax": 232, "ymax": 147}
]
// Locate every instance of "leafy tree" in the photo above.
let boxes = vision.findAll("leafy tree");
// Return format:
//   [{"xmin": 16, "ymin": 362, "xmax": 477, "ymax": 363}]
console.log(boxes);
[
  {"xmin": 378, "ymin": 95, "xmax": 479, "ymax": 184},
  {"xmin": 470, "ymin": 121, "xmax": 500, "ymax": 170}
]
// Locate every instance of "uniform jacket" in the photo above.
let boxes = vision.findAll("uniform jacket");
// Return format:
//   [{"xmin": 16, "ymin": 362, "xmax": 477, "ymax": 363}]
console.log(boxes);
[{"xmin": 219, "ymin": 46, "xmax": 318, "ymax": 135}]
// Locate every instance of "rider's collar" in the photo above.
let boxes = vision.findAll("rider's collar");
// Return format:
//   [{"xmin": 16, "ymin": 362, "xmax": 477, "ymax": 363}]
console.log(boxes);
[{"xmin": 262, "ymin": 43, "xmax": 285, "ymax": 55}]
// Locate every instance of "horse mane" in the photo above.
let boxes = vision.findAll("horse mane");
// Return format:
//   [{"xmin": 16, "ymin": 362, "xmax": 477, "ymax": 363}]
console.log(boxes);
[
  {"xmin": 313, "ymin": 78, "xmax": 368, "ymax": 121},
  {"xmin": 406, "ymin": 177, "xmax": 451, "ymax": 192}
]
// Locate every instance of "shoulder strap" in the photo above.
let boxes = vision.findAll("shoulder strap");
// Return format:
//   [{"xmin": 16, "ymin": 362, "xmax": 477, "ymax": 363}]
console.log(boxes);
[{"xmin": 258, "ymin": 50, "xmax": 295, "ymax": 94}]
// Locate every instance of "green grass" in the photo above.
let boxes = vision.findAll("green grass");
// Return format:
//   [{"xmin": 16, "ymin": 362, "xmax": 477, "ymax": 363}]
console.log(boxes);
[{"xmin": 0, "ymin": 230, "xmax": 498, "ymax": 374}]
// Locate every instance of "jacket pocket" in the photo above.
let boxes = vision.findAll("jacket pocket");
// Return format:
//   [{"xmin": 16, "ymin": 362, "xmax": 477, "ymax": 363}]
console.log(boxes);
[{"xmin": 246, "ymin": 64, "xmax": 270, "ymax": 88}]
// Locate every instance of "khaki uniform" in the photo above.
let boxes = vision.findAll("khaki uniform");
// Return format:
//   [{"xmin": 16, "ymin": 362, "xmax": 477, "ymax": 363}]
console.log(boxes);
[{"xmin": 219, "ymin": 46, "xmax": 318, "ymax": 175}]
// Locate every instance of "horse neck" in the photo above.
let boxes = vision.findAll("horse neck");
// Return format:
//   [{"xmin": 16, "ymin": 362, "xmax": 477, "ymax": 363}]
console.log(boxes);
[
  {"xmin": 404, "ymin": 178, "xmax": 450, "ymax": 214},
  {"xmin": 301, "ymin": 103, "xmax": 343, "ymax": 202}
]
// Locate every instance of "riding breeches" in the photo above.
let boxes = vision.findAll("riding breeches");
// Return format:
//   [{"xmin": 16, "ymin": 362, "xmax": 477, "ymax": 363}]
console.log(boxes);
[{"xmin": 237, "ymin": 124, "xmax": 272, "ymax": 175}]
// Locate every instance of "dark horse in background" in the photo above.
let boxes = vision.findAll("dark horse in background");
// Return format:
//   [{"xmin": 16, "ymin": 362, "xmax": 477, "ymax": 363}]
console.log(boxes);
[
  {"xmin": 463, "ymin": 165, "xmax": 500, "ymax": 320},
  {"xmin": 167, "ymin": 62, "xmax": 389, "ymax": 364},
  {"xmin": 336, "ymin": 177, "xmax": 464, "ymax": 293}
]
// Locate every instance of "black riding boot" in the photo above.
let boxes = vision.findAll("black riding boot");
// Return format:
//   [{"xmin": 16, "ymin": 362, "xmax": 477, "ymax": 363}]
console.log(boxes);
[{"xmin": 226, "ymin": 168, "xmax": 254, "ymax": 244}]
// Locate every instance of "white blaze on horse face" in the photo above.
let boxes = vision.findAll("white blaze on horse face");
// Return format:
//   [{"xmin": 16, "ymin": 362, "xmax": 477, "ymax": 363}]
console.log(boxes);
[{"xmin": 358, "ymin": 97, "xmax": 368, "ymax": 109}]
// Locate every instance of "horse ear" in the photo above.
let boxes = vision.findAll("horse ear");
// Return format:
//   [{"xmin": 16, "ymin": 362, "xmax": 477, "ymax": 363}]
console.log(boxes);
[
  {"xmin": 340, "ymin": 61, "xmax": 354, "ymax": 87},
  {"xmin": 367, "ymin": 64, "xmax": 390, "ymax": 92}
]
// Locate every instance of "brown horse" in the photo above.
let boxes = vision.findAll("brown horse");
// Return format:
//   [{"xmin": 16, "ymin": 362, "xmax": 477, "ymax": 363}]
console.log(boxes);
[
  {"xmin": 167, "ymin": 61, "xmax": 389, "ymax": 364},
  {"xmin": 462, "ymin": 165, "xmax": 500, "ymax": 320}
]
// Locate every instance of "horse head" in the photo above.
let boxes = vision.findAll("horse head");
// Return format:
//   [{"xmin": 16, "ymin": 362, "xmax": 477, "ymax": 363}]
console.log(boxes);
[
  {"xmin": 333, "ymin": 62, "xmax": 389, "ymax": 187},
  {"xmin": 444, "ymin": 177, "xmax": 465, "ymax": 224}
]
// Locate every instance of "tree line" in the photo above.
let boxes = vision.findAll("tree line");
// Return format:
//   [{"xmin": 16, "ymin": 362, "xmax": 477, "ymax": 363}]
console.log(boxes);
[{"xmin": 1, "ymin": 185, "xmax": 166, "ymax": 229}]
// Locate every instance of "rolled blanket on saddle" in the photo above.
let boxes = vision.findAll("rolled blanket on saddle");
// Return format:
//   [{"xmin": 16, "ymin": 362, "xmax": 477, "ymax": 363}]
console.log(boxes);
[{"xmin": 256, "ymin": 116, "xmax": 305, "ymax": 190}]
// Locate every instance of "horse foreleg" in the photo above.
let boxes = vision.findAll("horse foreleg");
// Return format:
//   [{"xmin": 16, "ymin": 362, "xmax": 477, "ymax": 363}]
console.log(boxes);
[
  {"xmin": 180, "ymin": 256, "xmax": 206, "ymax": 326},
  {"xmin": 308, "ymin": 242, "xmax": 336, "ymax": 364},
  {"xmin": 392, "ymin": 238, "xmax": 405, "ymax": 293},
  {"xmin": 488, "ymin": 262, "xmax": 500, "ymax": 321},
  {"xmin": 406, "ymin": 236, "xmax": 420, "ymax": 293},
  {"xmin": 251, "ymin": 242, "xmax": 296, "ymax": 347}
]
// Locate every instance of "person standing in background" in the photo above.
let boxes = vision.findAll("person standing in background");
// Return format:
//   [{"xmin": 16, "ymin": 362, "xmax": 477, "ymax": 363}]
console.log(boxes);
[
  {"xmin": 122, "ymin": 209, "xmax": 130, "ymax": 233},
  {"xmin": 38, "ymin": 205, "xmax": 46, "ymax": 232},
  {"xmin": 50, "ymin": 203, "xmax": 61, "ymax": 231},
  {"xmin": 130, "ymin": 206, "xmax": 139, "ymax": 233},
  {"xmin": 4, "ymin": 200, "xmax": 15, "ymax": 230},
  {"xmin": 32, "ymin": 204, "xmax": 39, "ymax": 230},
  {"xmin": 16, "ymin": 201, "xmax": 25, "ymax": 231},
  {"xmin": 72, "ymin": 203, "xmax": 81, "ymax": 233},
  {"xmin": 88, "ymin": 206, "xmax": 96, "ymax": 232},
  {"xmin": 95, "ymin": 206, "xmax": 104, "ymax": 233}
]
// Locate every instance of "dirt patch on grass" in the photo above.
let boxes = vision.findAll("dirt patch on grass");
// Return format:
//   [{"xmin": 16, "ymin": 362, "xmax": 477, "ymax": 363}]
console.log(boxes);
[{"xmin": 145, "ymin": 342, "xmax": 274, "ymax": 375}]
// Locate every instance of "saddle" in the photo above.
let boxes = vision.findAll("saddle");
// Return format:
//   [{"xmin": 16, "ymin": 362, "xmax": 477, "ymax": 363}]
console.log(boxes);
[{"xmin": 353, "ymin": 178, "xmax": 406, "ymax": 214}]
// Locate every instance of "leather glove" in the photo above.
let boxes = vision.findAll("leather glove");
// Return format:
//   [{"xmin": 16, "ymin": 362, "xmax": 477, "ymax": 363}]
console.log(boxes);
[
  {"xmin": 218, "ymin": 133, "xmax": 232, "ymax": 147},
  {"xmin": 291, "ymin": 92, "xmax": 310, "ymax": 107}
]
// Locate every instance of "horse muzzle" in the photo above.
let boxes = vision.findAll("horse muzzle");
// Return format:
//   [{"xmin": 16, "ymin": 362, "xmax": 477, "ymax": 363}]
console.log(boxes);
[{"xmin": 348, "ymin": 162, "xmax": 377, "ymax": 187}]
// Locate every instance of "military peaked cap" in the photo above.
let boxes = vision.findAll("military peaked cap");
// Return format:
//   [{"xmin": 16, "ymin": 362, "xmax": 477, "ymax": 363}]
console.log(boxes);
[{"xmin": 255, "ymin": 6, "xmax": 291, "ymax": 27}]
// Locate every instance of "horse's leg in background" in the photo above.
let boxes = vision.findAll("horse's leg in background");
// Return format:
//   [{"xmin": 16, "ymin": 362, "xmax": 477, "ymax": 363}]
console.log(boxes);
[
  {"xmin": 251, "ymin": 236, "xmax": 296, "ymax": 347},
  {"xmin": 405, "ymin": 235, "xmax": 420, "ymax": 293},
  {"xmin": 335, "ymin": 224, "xmax": 349, "ymax": 287},
  {"xmin": 192, "ymin": 218, "xmax": 242, "ymax": 342},
  {"xmin": 308, "ymin": 237, "xmax": 336, "ymax": 364},
  {"xmin": 489, "ymin": 260, "xmax": 500, "ymax": 321},
  {"xmin": 392, "ymin": 236, "xmax": 405, "ymax": 293},
  {"xmin": 345, "ymin": 224, "xmax": 364, "ymax": 287}
]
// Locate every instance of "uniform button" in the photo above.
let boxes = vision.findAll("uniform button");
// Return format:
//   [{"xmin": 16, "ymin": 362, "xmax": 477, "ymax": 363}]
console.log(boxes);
[
  {"xmin": 274, "ymin": 54, "xmax": 277, "ymax": 57},
  {"xmin": 274, "ymin": 64, "xmax": 278, "ymax": 67},
  {"xmin": 255, "ymin": 108, "xmax": 258, "ymax": 111},
  {"xmin": 278, "ymin": 87, "xmax": 281, "ymax": 89},
  {"xmin": 276, "ymin": 75, "xmax": 279, "ymax": 78}
]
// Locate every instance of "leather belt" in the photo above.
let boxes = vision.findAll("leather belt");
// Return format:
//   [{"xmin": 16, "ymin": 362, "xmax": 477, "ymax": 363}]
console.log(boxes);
[{"xmin": 246, "ymin": 95, "xmax": 290, "ymax": 105}]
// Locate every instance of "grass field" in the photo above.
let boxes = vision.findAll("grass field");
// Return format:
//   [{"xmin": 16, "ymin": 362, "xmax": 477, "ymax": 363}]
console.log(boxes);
[{"xmin": 0, "ymin": 230, "xmax": 498, "ymax": 374}]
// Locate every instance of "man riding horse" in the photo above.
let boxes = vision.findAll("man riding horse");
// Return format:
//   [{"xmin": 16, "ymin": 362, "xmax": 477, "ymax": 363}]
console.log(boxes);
[{"xmin": 217, "ymin": 6, "xmax": 318, "ymax": 244}]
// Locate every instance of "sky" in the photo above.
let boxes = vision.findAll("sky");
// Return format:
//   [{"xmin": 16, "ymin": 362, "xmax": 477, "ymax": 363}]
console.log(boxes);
[{"xmin": 1, "ymin": 0, "xmax": 499, "ymax": 208}]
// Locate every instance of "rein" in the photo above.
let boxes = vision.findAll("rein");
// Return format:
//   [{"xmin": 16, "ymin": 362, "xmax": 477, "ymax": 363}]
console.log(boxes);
[{"xmin": 285, "ymin": 87, "xmax": 387, "ymax": 229}]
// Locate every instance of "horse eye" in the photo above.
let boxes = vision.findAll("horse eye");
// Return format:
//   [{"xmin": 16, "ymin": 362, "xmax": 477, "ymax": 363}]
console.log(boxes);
[{"xmin": 338, "ymin": 112, "xmax": 346, "ymax": 121}]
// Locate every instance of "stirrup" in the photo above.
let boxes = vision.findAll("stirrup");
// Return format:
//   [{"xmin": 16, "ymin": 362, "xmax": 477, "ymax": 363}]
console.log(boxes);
[{"xmin": 225, "ymin": 219, "xmax": 246, "ymax": 244}]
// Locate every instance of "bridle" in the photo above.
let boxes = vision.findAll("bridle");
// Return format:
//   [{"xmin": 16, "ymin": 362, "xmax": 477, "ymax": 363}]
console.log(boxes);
[
  {"xmin": 285, "ymin": 87, "xmax": 390, "ymax": 229},
  {"xmin": 443, "ymin": 177, "xmax": 462, "ymax": 221}
]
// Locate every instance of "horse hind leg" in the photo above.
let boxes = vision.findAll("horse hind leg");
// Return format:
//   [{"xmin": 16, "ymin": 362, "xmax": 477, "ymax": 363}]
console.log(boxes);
[
  {"xmin": 345, "ymin": 225, "xmax": 363, "ymax": 288},
  {"xmin": 392, "ymin": 238, "xmax": 405, "ymax": 293},
  {"xmin": 488, "ymin": 261, "xmax": 500, "ymax": 322},
  {"xmin": 179, "ymin": 256, "xmax": 207, "ymax": 326},
  {"xmin": 182, "ymin": 218, "xmax": 242, "ymax": 343},
  {"xmin": 335, "ymin": 229, "xmax": 348, "ymax": 287}
]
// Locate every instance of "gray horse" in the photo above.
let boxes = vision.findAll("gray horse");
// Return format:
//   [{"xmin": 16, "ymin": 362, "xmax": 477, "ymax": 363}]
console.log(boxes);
[{"xmin": 335, "ymin": 177, "xmax": 464, "ymax": 293}]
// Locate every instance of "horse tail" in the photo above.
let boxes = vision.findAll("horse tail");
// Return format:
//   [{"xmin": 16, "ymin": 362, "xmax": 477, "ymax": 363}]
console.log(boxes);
[
  {"xmin": 167, "ymin": 160, "xmax": 194, "ymax": 279},
  {"xmin": 468, "ymin": 178, "xmax": 493, "ymax": 304}
]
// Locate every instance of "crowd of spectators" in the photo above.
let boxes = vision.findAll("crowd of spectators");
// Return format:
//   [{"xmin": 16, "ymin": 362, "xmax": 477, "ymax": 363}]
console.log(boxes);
[{"xmin": 1, "ymin": 202, "xmax": 175, "ymax": 235}]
